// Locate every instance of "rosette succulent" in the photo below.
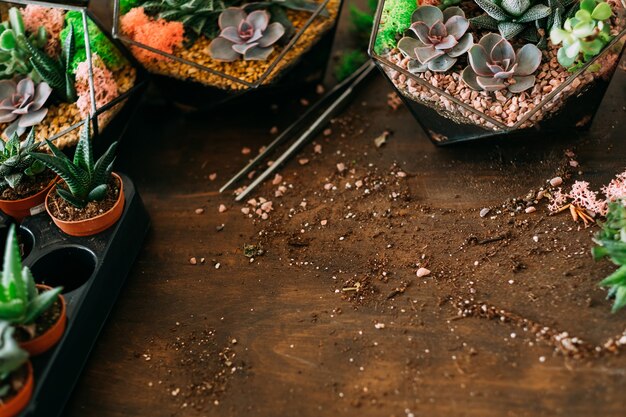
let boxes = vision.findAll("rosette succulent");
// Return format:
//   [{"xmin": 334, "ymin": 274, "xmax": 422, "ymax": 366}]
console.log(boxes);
[
  {"xmin": 0, "ymin": 78, "xmax": 51, "ymax": 138},
  {"xmin": 462, "ymin": 33, "xmax": 541, "ymax": 93},
  {"xmin": 550, "ymin": 0, "xmax": 613, "ymax": 69},
  {"xmin": 0, "ymin": 128, "xmax": 46, "ymax": 191},
  {"xmin": 209, "ymin": 8, "xmax": 285, "ymax": 61},
  {"xmin": 471, "ymin": 0, "xmax": 552, "ymax": 41},
  {"xmin": 397, "ymin": 6, "xmax": 473, "ymax": 73}
]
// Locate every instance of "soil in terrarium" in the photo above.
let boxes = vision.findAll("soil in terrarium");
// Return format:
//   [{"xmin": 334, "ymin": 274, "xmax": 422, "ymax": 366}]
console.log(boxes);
[
  {"xmin": 373, "ymin": 0, "xmax": 625, "ymax": 132},
  {"xmin": 118, "ymin": 0, "xmax": 341, "ymax": 89},
  {"xmin": 0, "ymin": 4, "xmax": 137, "ymax": 148}
]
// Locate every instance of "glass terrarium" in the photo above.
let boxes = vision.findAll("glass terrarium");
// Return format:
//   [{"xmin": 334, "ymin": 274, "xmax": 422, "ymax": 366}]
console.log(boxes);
[
  {"xmin": 0, "ymin": 0, "xmax": 144, "ymax": 149},
  {"xmin": 112, "ymin": 0, "xmax": 343, "ymax": 108},
  {"xmin": 368, "ymin": 0, "xmax": 626, "ymax": 145}
]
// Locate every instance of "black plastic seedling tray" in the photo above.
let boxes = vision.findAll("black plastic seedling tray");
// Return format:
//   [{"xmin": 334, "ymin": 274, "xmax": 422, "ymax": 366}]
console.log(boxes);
[{"xmin": 0, "ymin": 174, "xmax": 149, "ymax": 417}]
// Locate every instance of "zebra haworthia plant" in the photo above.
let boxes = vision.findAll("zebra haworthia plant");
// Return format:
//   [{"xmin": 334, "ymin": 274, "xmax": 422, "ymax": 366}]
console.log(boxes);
[
  {"xmin": 29, "ymin": 121, "xmax": 117, "ymax": 209},
  {"xmin": 471, "ymin": 0, "xmax": 552, "ymax": 42},
  {"xmin": 0, "ymin": 128, "xmax": 46, "ymax": 192},
  {"xmin": 397, "ymin": 6, "xmax": 473, "ymax": 73},
  {"xmin": 462, "ymin": 33, "xmax": 541, "ymax": 93}
]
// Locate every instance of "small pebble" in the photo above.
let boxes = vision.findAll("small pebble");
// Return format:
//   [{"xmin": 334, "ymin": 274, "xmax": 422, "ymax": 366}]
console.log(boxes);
[
  {"xmin": 241, "ymin": 147, "xmax": 251, "ymax": 155},
  {"xmin": 314, "ymin": 144, "xmax": 322, "ymax": 154},
  {"xmin": 479, "ymin": 208, "xmax": 490, "ymax": 218},
  {"xmin": 195, "ymin": 208, "xmax": 204, "ymax": 215},
  {"xmin": 336, "ymin": 162, "xmax": 346, "ymax": 173},
  {"xmin": 209, "ymin": 173, "xmax": 217, "ymax": 181},
  {"xmin": 416, "ymin": 267, "xmax": 431, "ymax": 277},
  {"xmin": 525, "ymin": 206, "xmax": 536, "ymax": 213},
  {"xmin": 299, "ymin": 158, "xmax": 309, "ymax": 165},
  {"xmin": 550, "ymin": 177, "xmax": 563, "ymax": 187},
  {"xmin": 321, "ymin": 219, "xmax": 328, "ymax": 226},
  {"xmin": 218, "ymin": 204, "xmax": 227, "ymax": 213},
  {"xmin": 189, "ymin": 257, "xmax": 197, "ymax": 265},
  {"xmin": 272, "ymin": 174, "xmax": 283, "ymax": 185}
]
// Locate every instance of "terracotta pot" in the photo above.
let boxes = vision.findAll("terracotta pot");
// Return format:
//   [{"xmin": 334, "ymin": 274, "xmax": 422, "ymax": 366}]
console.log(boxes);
[
  {"xmin": 20, "ymin": 285, "xmax": 66, "ymax": 356},
  {"xmin": 0, "ymin": 178, "xmax": 56, "ymax": 222},
  {"xmin": 45, "ymin": 173, "xmax": 125, "ymax": 237},
  {"xmin": 0, "ymin": 361, "xmax": 33, "ymax": 417}
]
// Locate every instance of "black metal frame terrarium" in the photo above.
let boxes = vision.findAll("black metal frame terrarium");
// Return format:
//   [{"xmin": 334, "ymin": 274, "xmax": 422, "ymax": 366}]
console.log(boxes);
[
  {"xmin": 111, "ymin": 0, "xmax": 344, "ymax": 109},
  {"xmin": 0, "ymin": 0, "xmax": 145, "ymax": 150},
  {"xmin": 368, "ymin": 0, "xmax": 626, "ymax": 145}
]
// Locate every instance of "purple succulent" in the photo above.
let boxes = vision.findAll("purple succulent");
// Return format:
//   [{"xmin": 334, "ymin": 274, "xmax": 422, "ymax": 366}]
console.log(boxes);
[
  {"xmin": 397, "ymin": 6, "xmax": 473, "ymax": 73},
  {"xmin": 461, "ymin": 33, "xmax": 542, "ymax": 93},
  {"xmin": 0, "ymin": 78, "xmax": 51, "ymax": 138},
  {"xmin": 208, "ymin": 8, "xmax": 286, "ymax": 62}
]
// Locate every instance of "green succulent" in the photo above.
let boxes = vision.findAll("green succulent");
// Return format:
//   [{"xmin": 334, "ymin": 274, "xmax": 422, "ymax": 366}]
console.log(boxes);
[
  {"xmin": 471, "ymin": 0, "xmax": 552, "ymax": 42},
  {"xmin": 29, "ymin": 121, "xmax": 117, "ymax": 209},
  {"xmin": 550, "ymin": 0, "xmax": 613, "ymax": 69},
  {"xmin": 0, "ymin": 321, "xmax": 28, "ymax": 397},
  {"xmin": 0, "ymin": 224, "xmax": 62, "ymax": 326},
  {"xmin": 0, "ymin": 128, "xmax": 46, "ymax": 192},
  {"xmin": 592, "ymin": 201, "xmax": 626, "ymax": 313},
  {"xmin": 19, "ymin": 23, "xmax": 76, "ymax": 103},
  {"xmin": 141, "ymin": 0, "xmax": 233, "ymax": 38},
  {"xmin": 0, "ymin": 7, "xmax": 47, "ymax": 81}
]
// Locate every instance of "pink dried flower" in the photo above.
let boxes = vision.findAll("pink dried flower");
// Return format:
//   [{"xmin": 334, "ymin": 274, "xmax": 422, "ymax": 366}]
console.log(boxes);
[
  {"xmin": 568, "ymin": 181, "xmax": 606, "ymax": 215},
  {"xmin": 548, "ymin": 188, "xmax": 568, "ymax": 212},
  {"xmin": 75, "ymin": 54, "xmax": 119, "ymax": 123},
  {"xmin": 120, "ymin": 7, "xmax": 184, "ymax": 64},
  {"xmin": 602, "ymin": 171, "xmax": 626, "ymax": 204},
  {"xmin": 22, "ymin": 5, "xmax": 65, "ymax": 56}
]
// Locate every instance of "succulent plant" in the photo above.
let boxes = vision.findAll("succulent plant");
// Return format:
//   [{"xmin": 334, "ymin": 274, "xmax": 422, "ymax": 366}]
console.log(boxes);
[
  {"xmin": 397, "ymin": 6, "xmax": 473, "ymax": 73},
  {"xmin": 0, "ymin": 321, "xmax": 28, "ymax": 397},
  {"xmin": 462, "ymin": 33, "xmax": 541, "ymax": 93},
  {"xmin": 471, "ymin": 0, "xmax": 552, "ymax": 42},
  {"xmin": 0, "ymin": 224, "xmax": 62, "ymax": 327},
  {"xmin": 19, "ymin": 23, "xmax": 76, "ymax": 103},
  {"xmin": 0, "ymin": 7, "xmax": 47, "ymax": 81},
  {"xmin": 0, "ymin": 128, "xmax": 46, "ymax": 191},
  {"xmin": 0, "ymin": 78, "xmax": 51, "ymax": 138},
  {"xmin": 29, "ymin": 121, "xmax": 117, "ymax": 209},
  {"xmin": 141, "ymin": 0, "xmax": 228, "ymax": 38},
  {"xmin": 208, "ymin": 8, "xmax": 285, "ymax": 61},
  {"xmin": 550, "ymin": 0, "xmax": 613, "ymax": 69}
]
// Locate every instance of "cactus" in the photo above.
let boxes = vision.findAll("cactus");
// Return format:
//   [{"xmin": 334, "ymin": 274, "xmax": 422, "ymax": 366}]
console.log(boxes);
[{"xmin": 29, "ymin": 121, "xmax": 118, "ymax": 208}]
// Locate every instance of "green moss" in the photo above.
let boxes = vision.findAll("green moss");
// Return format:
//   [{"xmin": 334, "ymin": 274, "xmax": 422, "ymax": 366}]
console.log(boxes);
[
  {"xmin": 374, "ymin": 0, "xmax": 416, "ymax": 54},
  {"xmin": 334, "ymin": 50, "xmax": 368, "ymax": 81},
  {"xmin": 60, "ymin": 11, "xmax": 126, "ymax": 72},
  {"xmin": 120, "ymin": 0, "xmax": 141, "ymax": 14}
]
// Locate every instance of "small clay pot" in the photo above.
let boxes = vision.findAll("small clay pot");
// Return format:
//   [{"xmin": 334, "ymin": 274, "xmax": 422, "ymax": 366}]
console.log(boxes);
[
  {"xmin": 0, "ymin": 178, "xmax": 56, "ymax": 221},
  {"xmin": 19, "ymin": 285, "xmax": 66, "ymax": 357},
  {"xmin": 0, "ymin": 361, "xmax": 33, "ymax": 417},
  {"xmin": 45, "ymin": 172, "xmax": 125, "ymax": 237}
]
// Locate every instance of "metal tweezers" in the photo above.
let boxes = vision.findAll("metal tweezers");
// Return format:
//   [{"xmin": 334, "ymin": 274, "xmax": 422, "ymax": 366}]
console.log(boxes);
[{"xmin": 220, "ymin": 61, "xmax": 377, "ymax": 201}]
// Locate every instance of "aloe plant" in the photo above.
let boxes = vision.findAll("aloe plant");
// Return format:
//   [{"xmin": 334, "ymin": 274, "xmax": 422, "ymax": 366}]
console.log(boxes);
[
  {"xmin": 550, "ymin": 0, "xmax": 613, "ymax": 69},
  {"xmin": 0, "ymin": 224, "xmax": 62, "ymax": 325},
  {"xmin": 0, "ymin": 7, "xmax": 47, "ymax": 81},
  {"xmin": 592, "ymin": 201, "xmax": 626, "ymax": 313},
  {"xmin": 0, "ymin": 321, "xmax": 28, "ymax": 397},
  {"xmin": 18, "ymin": 22, "xmax": 76, "ymax": 102},
  {"xmin": 29, "ymin": 121, "xmax": 117, "ymax": 209},
  {"xmin": 0, "ymin": 128, "xmax": 46, "ymax": 192}
]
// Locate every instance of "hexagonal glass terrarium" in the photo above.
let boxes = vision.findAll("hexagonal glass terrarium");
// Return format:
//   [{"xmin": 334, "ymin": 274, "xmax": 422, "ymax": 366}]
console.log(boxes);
[
  {"xmin": 368, "ymin": 0, "xmax": 626, "ymax": 145},
  {"xmin": 0, "ymin": 0, "xmax": 144, "ymax": 149},
  {"xmin": 112, "ymin": 0, "xmax": 343, "ymax": 107}
]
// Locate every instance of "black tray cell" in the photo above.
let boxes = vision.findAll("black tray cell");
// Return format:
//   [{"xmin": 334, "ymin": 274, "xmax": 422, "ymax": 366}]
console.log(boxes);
[{"xmin": 30, "ymin": 246, "xmax": 97, "ymax": 294}]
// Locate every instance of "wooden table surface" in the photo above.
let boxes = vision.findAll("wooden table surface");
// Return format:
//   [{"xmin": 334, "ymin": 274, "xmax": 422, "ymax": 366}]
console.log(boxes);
[{"xmin": 63, "ymin": 2, "xmax": 626, "ymax": 416}]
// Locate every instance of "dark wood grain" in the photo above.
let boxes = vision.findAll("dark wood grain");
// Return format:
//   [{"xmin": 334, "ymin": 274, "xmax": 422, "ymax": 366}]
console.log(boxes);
[{"xmin": 62, "ymin": 2, "xmax": 626, "ymax": 416}]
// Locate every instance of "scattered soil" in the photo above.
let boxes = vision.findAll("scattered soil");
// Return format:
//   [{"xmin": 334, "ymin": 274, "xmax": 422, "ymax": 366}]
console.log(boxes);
[
  {"xmin": 0, "ymin": 170, "xmax": 55, "ymax": 201},
  {"xmin": 47, "ymin": 175, "xmax": 121, "ymax": 221},
  {"xmin": 0, "ymin": 364, "xmax": 29, "ymax": 405},
  {"xmin": 125, "ymin": 0, "xmax": 340, "ymax": 90},
  {"xmin": 138, "ymin": 325, "xmax": 246, "ymax": 413},
  {"xmin": 14, "ymin": 292, "xmax": 62, "ymax": 343}
]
